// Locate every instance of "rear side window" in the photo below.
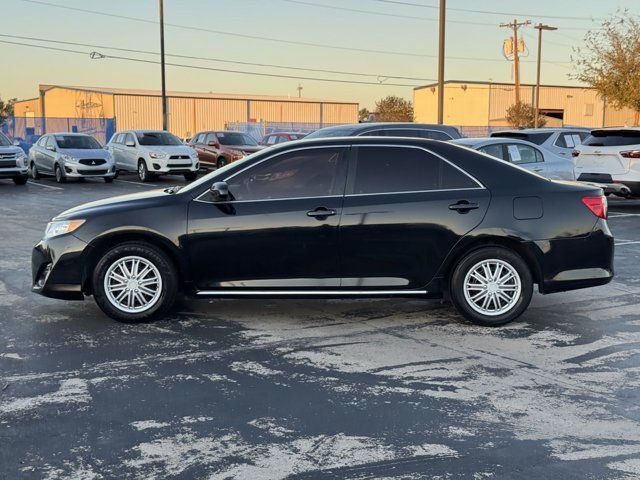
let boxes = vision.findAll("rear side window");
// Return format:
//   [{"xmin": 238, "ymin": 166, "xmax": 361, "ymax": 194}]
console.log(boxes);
[
  {"xmin": 491, "ymin": 132, "xmax": 553, "ymax": 145},
  {"xmin": 352, "ymin": 146, "xmax": 478, "ymax": 195},
  {"xmin": 506, "ymin": 144, "xmax": 543, "ymax": 164},
  {"xmin": 556, "ymin": 132, "xmax": 588, "ymax": 148},
  {"xmin": 478, "ymin": 144, "xmax": 506, "ymax": 160},
  {"xmin": 583, "ymin": 130, "xmax": 640, "ymax": 147}
]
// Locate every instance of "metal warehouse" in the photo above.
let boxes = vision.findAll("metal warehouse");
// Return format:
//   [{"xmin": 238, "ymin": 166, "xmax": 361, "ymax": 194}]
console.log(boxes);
[
  {"xmin": 414, "ymin": 80, "xmax": 638, "ymax": 129},
  {"xmin": 13, "ymin": 84, "xmax": 359, "ymax": 139}
]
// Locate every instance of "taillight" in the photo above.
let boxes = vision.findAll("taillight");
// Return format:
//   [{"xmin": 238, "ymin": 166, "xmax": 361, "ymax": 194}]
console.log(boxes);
[
  {"xmin": 572, "ymin": 149, "xmax": 580, "ymax": 157},
  {"xmin": 620, "ymin": 150, "xmax": 640, "ymax": 158},
  {"xmin": 581, "ymin": 195, "xmax": 607, "ymax": 219}
]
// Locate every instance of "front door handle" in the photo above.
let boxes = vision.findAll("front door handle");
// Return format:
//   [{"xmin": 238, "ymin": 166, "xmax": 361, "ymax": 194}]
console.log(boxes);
[
  {"xmin": 449, "ymin": 201, "xmax": 479, "ymax": 213},
  {"xmin": 307, "ymin": 207, "xmax": 337, "ymax": 219}
]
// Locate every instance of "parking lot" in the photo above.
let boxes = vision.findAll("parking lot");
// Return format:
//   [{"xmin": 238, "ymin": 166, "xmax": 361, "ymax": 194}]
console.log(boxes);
[{"xmin": 1, "ymin": 175, "xmax": 639, "ymax": 479}]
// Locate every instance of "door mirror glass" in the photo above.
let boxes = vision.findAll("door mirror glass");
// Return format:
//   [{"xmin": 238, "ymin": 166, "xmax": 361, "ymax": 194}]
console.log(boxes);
[
  {"xmin": 125, "ymin": 140, "xmax": 135, "ymax": 147},
  {"xmin": 12, "ymin": 139, "xmax": 20, "ymax": 146},
  {"xmin": 207, "ymin": 141, "xmax": 220, "ymax": 148},
  {"xmin": 46, "ymin": 144, "xmax": 56, "ymax": 152},
  {"xmin": 210, "ymin": 181, "xmax": 229, "ymax": 202}
]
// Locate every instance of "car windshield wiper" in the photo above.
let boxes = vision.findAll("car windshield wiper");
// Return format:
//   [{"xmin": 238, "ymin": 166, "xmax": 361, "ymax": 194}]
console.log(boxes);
[{"xmin": 164, "ymin": 186, "xmax": 182, "ymax": 194}]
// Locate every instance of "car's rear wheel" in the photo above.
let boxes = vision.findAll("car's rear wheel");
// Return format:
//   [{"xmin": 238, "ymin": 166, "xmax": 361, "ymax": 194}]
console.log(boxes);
[
  {"xmin": 92, "ymin": 241, "xmax": 177, "ymax": 322},
  {"xmin": 30, "ymin": 162, "xmax": 40, "ymax": 180},
  {"xmin": 13, "ymin": 175, "xmax": 28, "ymax": 185},
  {"xmin": 450, "ymin": 247, "xmax": 533, "ymax": 326},
  {"xmin": 55, "ymin": 164, "xmax": 66, "ymax": 183}
]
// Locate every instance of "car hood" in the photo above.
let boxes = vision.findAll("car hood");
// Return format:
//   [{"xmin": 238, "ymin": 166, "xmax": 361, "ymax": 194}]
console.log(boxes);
[
  {"xmin": 0, "ymin": 146, "xmax": 25, "ymax": 156},
  {"xmin": 58, "ymin": 148, "xmax": 111, "ymax": 160},
  {"xmin": 55, "ymin": 189, "xmax": 173, "ymax": 220}
]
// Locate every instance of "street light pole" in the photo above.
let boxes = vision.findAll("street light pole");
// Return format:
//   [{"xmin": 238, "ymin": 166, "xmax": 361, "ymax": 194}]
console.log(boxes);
[
  {"xmin": 534, "ymin": 23, "xmax": 557, "ymax": 128},
  {"xmin": 159, "ymin": 0, "xmax": 168, "ymax": 131},
  {"xmin": 437, "ymin": 0, "xmax": 446, "ymax": 124}
]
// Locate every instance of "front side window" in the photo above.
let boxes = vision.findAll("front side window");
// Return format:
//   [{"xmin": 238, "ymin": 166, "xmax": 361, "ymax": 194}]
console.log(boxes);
[
  {"xmin": 506, "ymin": 144, "xmax": 542, "ymax": 164},
  {"xmin": 46, "ymin": 136, "xmax": 57, "ymax": 150},
  {"xmin": 352, "ymin": 146, "xmax": 478, "ymax": 195},
  {"xmin": 205, "ymin": 133, "xmax": 217, "ymax": 144},
  {"xmin": 136, "ymin": 131, "xmax": 182, "ymax": 146},
  {"xmin": 0, "ymin": 133, "xmax": 10, "ymax": 147},
  {"xmin": 479, "ymin": 144, "xmax": 506, "ymax": 160},
  {"xmin": 54, "ymin": 135, "xmax": 101, "ymax": 149},
  {"xmin": 37, "ymin": 136, "xmax": 48, "ymax": 147},
  {"xmin": 227, "ymin": 148, "xmax": 346, "ymax": 201}
]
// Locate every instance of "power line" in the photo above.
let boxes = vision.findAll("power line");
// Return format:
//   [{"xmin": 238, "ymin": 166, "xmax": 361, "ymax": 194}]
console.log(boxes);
[
  {"xmin": 0, "ymin": 39, "xmax": 426, "ymax": 87},
  {"xmin": 0, "ymin": 33, "xmax": 436, "ymax": 81}
]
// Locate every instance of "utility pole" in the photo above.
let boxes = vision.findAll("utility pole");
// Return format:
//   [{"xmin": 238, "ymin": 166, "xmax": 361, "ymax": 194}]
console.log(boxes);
[
  {"xmin": 500, "ymin": 19, "xmax": 531, "ymax": 104},
  {"xmin": 534, "ymin": 23, "xmax": 557, "ymax": 128},
  {"xmin": 159, "ymin": 0, "xmax": 168, "ymax": 131},
  {"xmin": 297, "ymin": 84, "xmax": 303, "ymax": 98},
  {"xmin": 437, "ymin": 0, "xmax": 446, "ymax": 124}
]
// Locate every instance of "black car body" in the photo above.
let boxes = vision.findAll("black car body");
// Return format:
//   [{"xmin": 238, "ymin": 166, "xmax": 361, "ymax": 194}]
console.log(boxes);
[
  {"xmin": 305, "ymin": 123, "xmax": 463, "ymax": 141},
  {"xmin": 32, "ymin": 137, "xmax": 614, "ymax": 326}
]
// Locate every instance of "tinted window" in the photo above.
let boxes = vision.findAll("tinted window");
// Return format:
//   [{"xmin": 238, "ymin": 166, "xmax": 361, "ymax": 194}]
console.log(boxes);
[
  {"xmin": 506, "ymin": 144, "xmax": 542, "ymax": 164},
  {"xmin": 556, "ymin": 132, "xmax": 587, "ymax": 148},
  {"xmin": 46, "ymin": 137, "xmax": 57, "ymax": 149},
  {"xmin": 491, "ymin": 132, "xmax": 553, "ymax": 145},
  {"xmin": 352, "ymin": 146, "xmax": 477, "ymax": 194},
  {"xmin": 54, "ymin": 135, "xmax": 101, "ymax": 149},
  {"xmin": 205, "ymin": 133, "xmax": 217, "ymax": 144},
  {"xmin": 479, "ymin": 144, "xmax": 506, "ymax": 160},
  {"xmin": 583, "ymin": 130, "xmax": 640, "ymax": 147},
  {"xmin": 305, "ymin": 127, "xmax": 356, "ymax": 138},
  {"xmin": 360, "ymin": 129, "xmax": 452, "ymax": 140},
  {"xmin": 136, "ymin": 132, "xmax": 182, "ymax": 146},
  {"xmin": 228, "ymin": 148, "xmax": 346, "ymax": 201},
  {"xmin": 0, "ymin": 133, "xmax": 10, "ymax": 147},
  {"xmin": 266, "ymin": 135, "xmax": 278, "ymax": 145},
  {"xmin": 216, "ymin": 132, "xmax": 258, "ymax": 146}
]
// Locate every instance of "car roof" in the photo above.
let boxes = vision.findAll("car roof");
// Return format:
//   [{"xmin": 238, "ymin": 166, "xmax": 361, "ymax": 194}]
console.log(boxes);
[
  {"xmin": 590, "ymin": 127, "xmax": 640, "ymax": 132},
  {"xmin": 265, "ymin": 131, "xmax": 305, "ymax": 135},
  {"xmin": 315, "ymin": 122, "xmax": 459, "ymax": 132},
  {"xmin": 49, "ymin": 132, "xmax": 91, "ymax": 136},
  {"xmin": 495, "ymin": 127, "xmax": 589, "ymax": 134},
  {"xmin": 452, "ymin": 137, "xmax": 535, "ymax": 147}
]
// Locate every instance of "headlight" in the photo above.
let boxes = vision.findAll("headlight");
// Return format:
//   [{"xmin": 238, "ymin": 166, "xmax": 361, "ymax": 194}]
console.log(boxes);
[
  {"xmin": 149, "ymin": 152, "xmax": 166, "ymax": 159},
  {"xmin": 16, "ymin": 152, "xmax": 27, "ymax": 168},
  {"xmin": 60, "ymin": 154, "xmax": 77, "ymax": 163},
  {"xmin": 44, "ymin": 220, "xmax": 85, "ymax": 239}
]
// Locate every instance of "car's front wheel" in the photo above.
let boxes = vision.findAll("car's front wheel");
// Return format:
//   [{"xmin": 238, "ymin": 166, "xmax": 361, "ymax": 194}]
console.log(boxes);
[
  {"xmin": 55, "ymin": 164, "xmax": 66, "ymax": 183},
  {"xmin": 13, "ymin": 175, "xmax": 28, "ymax": 185},
  {"xmin": 450, "ymin": 247, "xmax": 533, "ymax": 327},
  {"xmin": 216, "ymin": 157, "xmax": 227, "ymax": 169},
  {"xmin": 138, "ymin": 160, "xmax": 153, "ymax": 182},
  {"xmin": 92, "ymin": 241, "xmax": 178, "ymax": 322},
  {"xmin": 30, "ymin": 162, "xmax": 40, "ymax": 180},
  {"xmin": 183, "ymin": 171, "xmax": 198, "ymax": 181}
]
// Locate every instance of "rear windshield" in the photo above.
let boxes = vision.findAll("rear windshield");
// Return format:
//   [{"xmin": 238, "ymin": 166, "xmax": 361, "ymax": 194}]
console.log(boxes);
[
  {"xmin": 137, "ymin": 132, "xmax": 183, "ymax": 146},
  {"xmin": 216, "ymin": 132, "xmax": 258, "ymax": 146},
  {"xmin": 582, "ymin": 130, "xmax": 640, "ymax": 147},
  {"xmin": 490, "ymin": 131, "xmax": 553, "ymax": 145},
  {"xmin": 0, "ymin": 133, "xmax": 10, "ymax": 147},
  {"xmin": 54, "ymin": 135, "xmax": 101, "ymax": 149}
]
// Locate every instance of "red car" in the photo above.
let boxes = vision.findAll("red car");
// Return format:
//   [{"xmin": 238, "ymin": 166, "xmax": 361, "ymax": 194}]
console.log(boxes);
[
  {"xmin": 189, "ymin": 131, "xmax": 263, "ymax": 169},
  {"xmin": 259, "ymin": 132, "xmax": 307, "ymax": 146}
]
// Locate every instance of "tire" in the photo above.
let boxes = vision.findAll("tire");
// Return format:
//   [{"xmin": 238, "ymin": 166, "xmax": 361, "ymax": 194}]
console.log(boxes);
[
  {"xmin": 138, "ymin": 160, "xmax": 155, "ymax": 182},
  {"xmin": 216, "ymin": 157, "xmax": 227, "ymax": 169},
  {"xmin": 55, "ymin": 164, "xmax": 66, "ymax": 183},
  {"xmin": 449, "ymin": 247, "xmax": 533, "ymax": 327},
  {"xmin": 92, "ymin": 241, "xmax": 178, "ymax": 322},
  {"xmin": 104, "ymin": 177, "xmax": 114, "ymax": 183},
  {"xmin": 183, "ymin": 171, "xmax": 198, "ymax": 182},
  {"xmin": 13, "ymin": 175, "xmax": 28, "ymax": 185},
  {"xmin": 30, "ymin": 162, "xmax": 40, "ymax": 180}
]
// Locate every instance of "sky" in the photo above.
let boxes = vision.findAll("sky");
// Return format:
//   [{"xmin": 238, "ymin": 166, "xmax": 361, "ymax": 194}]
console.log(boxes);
[{"xmin": 1, "ymin": 0, "xmax": 638, "ymax": 109}]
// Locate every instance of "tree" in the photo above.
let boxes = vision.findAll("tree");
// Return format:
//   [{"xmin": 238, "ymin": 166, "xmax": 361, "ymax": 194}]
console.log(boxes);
[
  {"xmin": 358, "ymin": 107, "xmax": 371, "ymax": 122},
  {"xmin": 505, "ymin": 101, "xmax": 545, "ymax": 128},
  {"xmin": 0, "ymin": 96, "xmax": 16, "ymax": 125},
  {"xmin": 374, "ymin": 95, "xmax": 414, "ymax": 122},
  {"xmin": 572, "ymin": 12, "xmax": 640, "ymax": 124}
]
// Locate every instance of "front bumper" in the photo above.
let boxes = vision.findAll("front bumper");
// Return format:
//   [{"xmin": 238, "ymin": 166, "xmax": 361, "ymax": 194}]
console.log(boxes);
[
  {"xmin": 32, "ymin": 234, "xmax": 91, "ymax": 300},
  {"xmin": 149, "ymin": 157, "xmax": 199, "ymax": 174},
  {"xmin": 0, "ymin": 167, "xmax": 28, "ymax": 179},
  {"xmin": 535, "ymin": 220, "xmax": 614, "ymax": 294},
  {"xmin": 63, "ymin": 162, "xmax": 116, "ymax": 178}
]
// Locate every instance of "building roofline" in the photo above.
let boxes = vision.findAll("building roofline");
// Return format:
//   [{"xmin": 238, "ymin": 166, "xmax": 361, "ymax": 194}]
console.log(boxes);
[{"xmin": 414, "ymin": 80, "xmax": 594, "ymax": 91}]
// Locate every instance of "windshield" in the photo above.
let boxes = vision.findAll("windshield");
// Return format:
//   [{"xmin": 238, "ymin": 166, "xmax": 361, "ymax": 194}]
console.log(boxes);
[
  {"xmin": 0, "ymin": 133, "xmax": 11, "ymax": 147},
  {"xmin": 137, "ymin": 132, "xmax": 183, "ymax": 146},
  {"xmin": 217, "ymin": 132, "xmax": 258, "ymax": 146},
  {"xmin": 55, "ymin": 135, "xmax": 102, "ymax": 149},
  {"xmin": 305, "ymin": 127, "xmax": 356, "ymax": 139},
  {"xmin": 583, "ymin": 130, "xmax": 640, "ymax": 147}
]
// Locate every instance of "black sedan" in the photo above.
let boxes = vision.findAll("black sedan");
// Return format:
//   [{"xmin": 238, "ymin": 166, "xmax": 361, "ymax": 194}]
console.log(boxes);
[{"xmin": 32, "ymin": 137, "xmax": 614, "ymax": 326}]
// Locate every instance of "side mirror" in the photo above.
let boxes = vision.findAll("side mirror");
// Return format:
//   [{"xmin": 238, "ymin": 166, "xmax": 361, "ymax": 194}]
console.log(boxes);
[
  {"xmin": 125, "ymin": 141, "xmax": 135, "ymax": 147},
  {"xmin": 207, "ymin": 141, "xmax": 220, "ymax": 148},
  {"xmin": 210, "ymin": 181, "xmax": 229, "ymax": 202},
  {"xmin": 46, "ymin": 145, "xmax": 56, "ymax": 152}
]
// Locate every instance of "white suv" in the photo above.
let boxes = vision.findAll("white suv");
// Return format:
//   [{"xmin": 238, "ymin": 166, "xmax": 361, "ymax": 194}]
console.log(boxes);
[
  {"xmin": 573, "ymin": 128, "xmax": 640, "ymax": 197},
  {"xmin": 106, "ymin": 130, "xmax": 199, "ymax": 182}
]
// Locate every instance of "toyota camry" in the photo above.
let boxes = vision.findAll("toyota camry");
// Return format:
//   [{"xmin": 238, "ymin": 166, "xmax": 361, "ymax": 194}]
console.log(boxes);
[{"xmin": 32, "ymin": 137, "xmax": 614, "ymax": 326}]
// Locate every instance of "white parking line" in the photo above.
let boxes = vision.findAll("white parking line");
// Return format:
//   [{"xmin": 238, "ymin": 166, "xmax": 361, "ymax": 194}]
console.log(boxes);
[
  {"xmin": 27, "ymin": 181, "xmax": 63, "ymax": 191},
  {"xmin": 615, "ymin": 241, "xmax": 640, "ymax": 246},
  {"xmin": 609, "ymin": 213, "xmax": 640, "ymax": 218},
  {"xmin": 115, "ymin": 179, "xmax": 161, "ymax": 187}
]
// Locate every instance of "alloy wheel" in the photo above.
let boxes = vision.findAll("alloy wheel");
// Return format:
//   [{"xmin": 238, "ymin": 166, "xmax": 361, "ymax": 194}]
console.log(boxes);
[
  {"xmin": 463, "ymin": 259, "xmax": 521, "ymax": 316},
  {"xmin": 103, "ymin": 255, "xmax": 162, "ymax": 313}
]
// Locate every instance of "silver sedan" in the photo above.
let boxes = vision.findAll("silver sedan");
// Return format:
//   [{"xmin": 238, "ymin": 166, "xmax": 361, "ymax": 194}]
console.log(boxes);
[{"xmin": 452, "ymin": 137, "xmax": 576, "ymax": 181}]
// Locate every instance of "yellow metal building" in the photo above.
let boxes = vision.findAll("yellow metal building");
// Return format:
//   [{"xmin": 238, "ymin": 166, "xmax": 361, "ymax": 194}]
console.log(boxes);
[
  {"xmin": 14, "ymin": 84, "xmax": 359, "ymax": 139},
  {"xmin": 414, "ymin": 80, "xmax": 637, "ymax": 129}
]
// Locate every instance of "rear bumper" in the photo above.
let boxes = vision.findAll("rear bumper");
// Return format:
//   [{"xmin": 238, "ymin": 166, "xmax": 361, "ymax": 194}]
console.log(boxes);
[
  {"xmin": 32, "ymin": 234, "xmax": 90, "ymax": 301},
  {"xmin": 534, "ymin": 220, "xmax": 614, "ymax": 294}
]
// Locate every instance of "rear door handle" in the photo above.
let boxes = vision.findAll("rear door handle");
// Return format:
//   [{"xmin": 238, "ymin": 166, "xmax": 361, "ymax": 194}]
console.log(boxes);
[
  {"xmin": 307, "ymin": 207, "xmax": 337, "ymax": 219},
  {"xmin": 449, "ymin": 201, "xmax": 479, "ymax": 212}
]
